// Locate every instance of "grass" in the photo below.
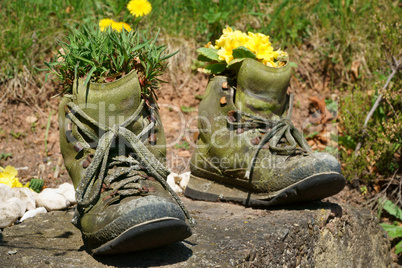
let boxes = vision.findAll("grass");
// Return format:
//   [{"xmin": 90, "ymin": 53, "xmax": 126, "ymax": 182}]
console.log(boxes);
[{"xmin": 0, "ymin": 0, "xmax": 401, "ymax": 194}]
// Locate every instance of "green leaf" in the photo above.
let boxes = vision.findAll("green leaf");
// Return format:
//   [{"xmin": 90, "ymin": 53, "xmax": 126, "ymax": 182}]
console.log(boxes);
[
  {"xmin": 289, "ymin": 62, "xmax": 298, "ymax": 68},
  {"xmin": 232, "ymin": 46, "xmax": 256, "ymax": 59},
  {"xmin": 380, "ymin": 198, "xmax": 402, "ymax": 221},
  {"xmin": 227, "ymin": 58, "xmax": 245, "ymax": 68},
  {"xmin": 395, "ymin": 240, "xmax": 402, "ymax": 254},
  {"xmin": 204, "ymin": 63, "xmax": 227, "ymax": 74},
  {"xmin": 380, "ymin": 223, "xmax": 402, "ymax": 238},
  {"xmin": 197, "ymin": 47, "xmax": 220, "ymax": 62},
  {"xmin": 197, "ymin": 54, "xmax": 213, "ymax": 62},
  {"xmin": 180, "ymin": 106, "xmax": 196, "ymax": 113},
  {"xmin": 337, "ymin": 135, "xmax": 356, "ymax": 150}
]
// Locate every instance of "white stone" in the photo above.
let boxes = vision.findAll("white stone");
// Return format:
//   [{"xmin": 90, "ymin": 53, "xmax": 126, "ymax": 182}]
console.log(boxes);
[
  {"xmin": 56, "ymin": 183, "xmax": 76, "ymax": 204},
  {"xmin": 167, "ymin": 173, "xmax": 183, "ymax": 193},
  {"xmin": 0, "ymin": 184, "xmax": 14, "ymax": 202},
  {"xmin": 36, "ymin": 188, "xmax": 70, "ymax": 211},
  {"xmin": 12, "ymin": 187, "xmax": 36, "ymax": 211},
  {"xmin": 179, "ymin": 172, "xmax": 191, "ymax": 189},
  {"xmin": 20, "ymin": 207, "xmax": 47, "ymax": 222},
  {"xmin": 7, "ymin": 197, "xmax": 26, "ymax": 217},
  {"xmin": 0, "ymin": 202, "xmax": 20, "ymax": 228}
]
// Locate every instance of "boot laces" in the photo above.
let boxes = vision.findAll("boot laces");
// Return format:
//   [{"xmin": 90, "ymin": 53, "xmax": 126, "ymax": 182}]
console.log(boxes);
[
  {"xmin": 226, "ymin": 93, "xmax": 312, "ymax": 180},
  {"xmin": 64, "ymin": 95, "xmax": 195, "ymax": 225}
]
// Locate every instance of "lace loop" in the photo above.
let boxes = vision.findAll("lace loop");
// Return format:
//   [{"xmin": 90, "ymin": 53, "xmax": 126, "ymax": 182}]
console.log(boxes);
[{"xmin": 226, "ymin": 94, "xmax": 312, "ymax": 180}]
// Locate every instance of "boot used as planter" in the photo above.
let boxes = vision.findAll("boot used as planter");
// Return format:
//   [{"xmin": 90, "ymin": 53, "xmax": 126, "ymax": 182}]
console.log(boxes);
[
  {"xmin": 184, "ymin": 58, "xmax": 346, "ymax": 206},
  {"xmin": 59, "ymin": 70, "xmax": 192, "ymax": 254}
]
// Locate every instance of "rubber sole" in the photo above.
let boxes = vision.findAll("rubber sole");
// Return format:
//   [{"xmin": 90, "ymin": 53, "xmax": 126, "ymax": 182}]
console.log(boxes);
[
  {"xmin": 184, "ymin": 172, "xmax": 346, "ymax": 207},
  {"xmin": 91, "ymin": 217, "xmax": 192, "ymax": 255}
]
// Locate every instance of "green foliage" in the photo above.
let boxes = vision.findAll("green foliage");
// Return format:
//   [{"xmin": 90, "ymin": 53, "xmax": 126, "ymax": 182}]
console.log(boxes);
[
  {"xmin": 0, "ymin": 0, "xmax": 118, "ymax": 84},
  {"xmin": 10, "ymin": 131, "xmax": 26, "ymax": 139},
  {"xmin": 43, "ymin": 25, "xmax": 176, "ymax": 95},
  {"xmin": 28, "ymin": 178, "xmax": 44, "ymax": 193},
  {"xmin": 232, "ymin": 46, "xmax": 256, "ymax": 60},
  {"xmin": 146, "ymin": 0, "xmax": 255, "ymax": 42},
  {"xmin": 174, "ymin": 141, "xmax": 190, "ymax": 150},
  {"xmin": 180, "ymin": 106, "xmax": 196, "ymax": 113},
  {"xmin": 0, "ymin": 153, "xmax": 12, "ymax": 161},
  {"xmin": 379, "ymin": 199, "xmax": 402, "ymax": 254},
  {"xmin": 197, "ymin": 47, "xmax": 220, "ymax": 62}
]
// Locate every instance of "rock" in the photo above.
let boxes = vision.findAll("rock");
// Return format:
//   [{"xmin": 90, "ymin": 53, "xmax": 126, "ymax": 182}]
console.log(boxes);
[
  {"xmin": 20, "ymin": 207, "xmax": 47, "ymax": 222},
  {"xmin": 0, "ymin": 197, "xmax": 26, "ymax": 228},
  {"xmin": 56, "ymin": 183, "xmax": 76, "ymax": 204},
  {"xmin": 0, "ymin": 198, "xmax": 392, "ymax": 267},
  {"xmin": 167, "ymin": 173, "xmax": 183, "ymax": 193},
  {"xmin": 7, "ymin": 197, "xmax": 26, "ymax": 217},
  {"xmin": 179, "ymin": 172, "xmax": 191, "ymax": 189},
  {"xmin": 36, "ymin": 188, "xmax": 70, "ymax": 211},
  {"xmin": 12, "ymin": 187, "xmax": 37, "ymax": 211},
  {"xmin": 25, "ymin": 116, "xmax": 38, "ymax": 124},
  {"xmin": 0, "ymin": 184, "xmax": 14, "ymax": 202}
]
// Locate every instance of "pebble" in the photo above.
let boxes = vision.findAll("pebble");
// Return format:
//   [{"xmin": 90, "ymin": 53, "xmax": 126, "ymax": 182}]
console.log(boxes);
[
  {"xmin": 0, "ymin": 197, "xmax": 26, "ymax": 228},
  {"xmin": 56, "ymin": 183, "xmax": 77, "ymax": 204},
  {"xmin": 12, "ymin": 187, "xmax": 37, "ymax": 211},
  {"xmin": 0, "ymin": 184, "xmax": 14, "ymax": 202},
  {"xmin": 179, "ymin": 172, "xmax": 191, "ymax": 189},
  {"xmin": 0, "ymin": 183, "xmax": 76, "ymax": 228},
  {"xmin": 36, "ymin": 188, "xmax": 71, "ymax": 211},
  {"xmin": 20, "ymin": 207, "xmax": 47, "ymax": 222},
  {"xmin": 167, "ymin": 173, "xmax": 183, "ymax": 193}
]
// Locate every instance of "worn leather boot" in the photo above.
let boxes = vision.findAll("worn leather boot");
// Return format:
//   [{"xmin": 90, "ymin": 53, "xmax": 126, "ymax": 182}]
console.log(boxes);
[
  {"xmin": 59, "ymin": 70, "xmax": 192, "ymax": 255},
  {"xmin": 185, "ymin": 58, "xmax": 345, "ymax": 206}
]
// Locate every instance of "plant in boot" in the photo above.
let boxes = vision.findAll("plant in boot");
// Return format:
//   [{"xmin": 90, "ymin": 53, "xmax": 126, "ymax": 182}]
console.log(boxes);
[
  {"xmin": 184, "ymin": 28, "xmax": 346, "ymax": 206},
  {"xmin": 46, "ymin": 18, "xmax": 192, "ymax": 254},
  {"xmin": 196, "ymin": 27, "xmax": 288, "ymax": 75}
]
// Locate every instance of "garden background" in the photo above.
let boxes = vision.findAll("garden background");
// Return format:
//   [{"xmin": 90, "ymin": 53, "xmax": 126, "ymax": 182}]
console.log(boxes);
[{"xmin": 0, "ymin": 0, "xmax": 401, "ymax": 261}]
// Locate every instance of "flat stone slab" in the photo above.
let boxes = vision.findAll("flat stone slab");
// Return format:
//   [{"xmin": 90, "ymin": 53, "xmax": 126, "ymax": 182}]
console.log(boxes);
[{"xmin": 0, "ymin": 197, "xmax": 392, "ymax": 267}]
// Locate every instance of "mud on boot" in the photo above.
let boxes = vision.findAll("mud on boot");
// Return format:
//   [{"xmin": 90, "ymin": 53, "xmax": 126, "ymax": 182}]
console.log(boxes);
[
  {"xmin": 59, "ymin": 70, "xmax": 192, "ymax": 255},
  {"xmin": 185, "ymin": 58, "xmax": 346, "ymax": 207}
]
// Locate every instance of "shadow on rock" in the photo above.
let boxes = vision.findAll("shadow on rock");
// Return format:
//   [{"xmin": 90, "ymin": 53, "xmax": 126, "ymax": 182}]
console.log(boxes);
[{"xmin": 94, "ymin": 241, "xmax": 193, "ymax": 267}]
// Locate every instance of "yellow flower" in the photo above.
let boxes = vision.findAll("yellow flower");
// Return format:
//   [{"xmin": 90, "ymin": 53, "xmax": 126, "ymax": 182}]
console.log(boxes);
[
  {"xmin": 127, "ymin": 0, "xmax": 152, "ymax": 17},
  {"xmin": 112, "ymin": 22, "xmax": 132, "ymax": 33},
  {"xmin": 209, "ymin": 27, "xmax": 287, "ymax": 68},
  {"xmin": 217, "ymin": 37, "xmax": 240, "ymax": 63},
  {"xmin": 99, "ymin": 19, "xmax": 132, "ymax": 32},
  {"xmin": 244, "ymin": 32, "xmax": 271, "ymax": 55},
  {"xmin": 215, "ymin": 27, "xmax": 248, "ymax": 50},
  {"xmin": 0, "ymin": 166, "xmax": 22, "ymax": 188},
  {"xmin": 99, "ymin": 18, "xmax": 114, "ymax": 32}
]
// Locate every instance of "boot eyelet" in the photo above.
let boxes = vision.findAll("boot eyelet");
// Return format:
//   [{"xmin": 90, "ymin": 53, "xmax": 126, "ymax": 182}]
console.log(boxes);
[
  {"xmin": 73, "ymin": 143, "xmax": 84, "ymax": 153},
  {"xmin": 82, "ymin": 160, "xmax": 90, "ymax": 168},
  {"xmin": 149, "ymin": 133, "xmax": 157, "ymax": 145}
]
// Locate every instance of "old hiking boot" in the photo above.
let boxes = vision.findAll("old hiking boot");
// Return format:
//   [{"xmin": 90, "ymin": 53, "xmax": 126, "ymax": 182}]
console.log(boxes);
[
  {"xmin": 185, "ymin": 58, "xmax": 346, "ymax": 206},
  {"xmin": 59, "ymin": 70, "xmax": 192, "ymax": 255}
]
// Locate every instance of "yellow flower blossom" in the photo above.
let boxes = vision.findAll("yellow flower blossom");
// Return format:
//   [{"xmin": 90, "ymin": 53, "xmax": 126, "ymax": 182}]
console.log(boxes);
[
  {"xmin": 112, "ymin": 22, "xmax": 132, "ymax": 33},
  {"xmin": 210, "ymin": 27, "xmax": 288, "ymax": 67},
  {"xmin": 0, "ymin": 166, "xmax": 22, "ymax": 188},
  {"xmin": 99, "ymin": 19, "xmax": 114, "ymax": 32},
  {"xmin": 99, "ymin": 19, "xmax": 132, "ymax": 32},
  {"xmin": 217, "ymin": 37, "xmax": 240, "ymax": 63},
  {"xmin": 127, "ymin": 0, "xmax": 152, "ymax": 18}
]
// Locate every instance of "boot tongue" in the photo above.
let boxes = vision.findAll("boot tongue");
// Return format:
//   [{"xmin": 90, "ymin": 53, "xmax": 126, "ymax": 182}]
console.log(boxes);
[
  {"xmin": 235, "ymin": 58, "xmax": 291, "ymax": 119},
  {"xmin": 74, "ymin": 70, "xmax": 142, "ymax": 128}
]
